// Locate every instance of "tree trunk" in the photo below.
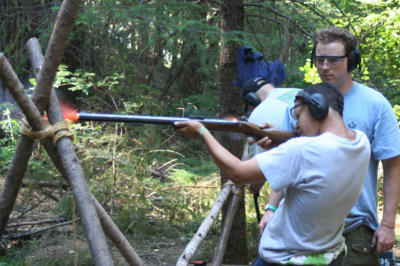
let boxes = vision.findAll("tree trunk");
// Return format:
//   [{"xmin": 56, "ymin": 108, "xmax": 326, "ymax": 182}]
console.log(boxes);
[
  {"xmin": 182, "ymin": 0, "xmax": 208, "ymax": 98},
  {"xmin": 279, "ymin": 28, "xmax": 294, "ymax": 65},
  {"xmin": 0, "ymin": 0, "xmax": 61, "ymax": 70},
  {"xmin": 218, "ymin": 0, "xmax": 248, "ymax": 264}
]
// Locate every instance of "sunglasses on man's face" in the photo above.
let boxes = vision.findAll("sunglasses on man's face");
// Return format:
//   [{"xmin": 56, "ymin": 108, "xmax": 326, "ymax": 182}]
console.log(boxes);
[{"xmin": 313, "ymin": 55, "xmax": 347, "ymax": 68}]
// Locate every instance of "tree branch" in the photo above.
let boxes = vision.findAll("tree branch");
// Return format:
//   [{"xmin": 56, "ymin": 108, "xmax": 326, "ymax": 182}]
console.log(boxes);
[{"xmin": 291, "ymin": 0, "xmax": 334, "ymax": 27}]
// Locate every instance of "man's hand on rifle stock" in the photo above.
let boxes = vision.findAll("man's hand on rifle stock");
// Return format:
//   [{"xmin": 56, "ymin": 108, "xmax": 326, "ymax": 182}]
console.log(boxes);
[{"xmin": 248, "ymin": 122, "xmax": 275, "ymax": 149}]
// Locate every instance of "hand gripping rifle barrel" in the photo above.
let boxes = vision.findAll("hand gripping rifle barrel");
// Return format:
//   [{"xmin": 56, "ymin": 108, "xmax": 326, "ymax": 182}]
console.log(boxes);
[{"xmin": 77, "ymin": 112, "xmax": 296, "ymax": 145}]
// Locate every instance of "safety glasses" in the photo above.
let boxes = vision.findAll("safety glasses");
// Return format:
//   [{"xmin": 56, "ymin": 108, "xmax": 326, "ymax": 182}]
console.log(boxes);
[
  {"xmin": 313, "ymin": 55, "xmax": 347, "ymax": 68},
  {"xmin": 289, "ymin": 102, "xmax": 306, "ymax": 120}
]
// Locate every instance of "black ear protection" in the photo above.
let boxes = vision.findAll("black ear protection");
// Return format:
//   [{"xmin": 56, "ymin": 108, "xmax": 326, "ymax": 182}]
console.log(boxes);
[
  {"xmin": 241, "ymin": 77, "xmax": 269, "ymax": 111},
  {"xmin": 295, "ymin": 91, "xmax": 329, "ymax": 121},
  {"xmin": 243, "ymin": 92, "xmax": 261, "ymax": 110},
  {"xmin": 347, "ymin": 47, "xmax": 361, "ymax": 71},
  {"xmin": 310, "ymin": 45, "xmax": 361, "ymax": 72}
]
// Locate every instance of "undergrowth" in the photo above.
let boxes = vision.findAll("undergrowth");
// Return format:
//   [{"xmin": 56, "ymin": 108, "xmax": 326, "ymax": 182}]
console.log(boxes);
[
  {"xmin": 0, "ymin": 101, "xmax": 396, "ymax": 264},
  {"xmin": 0, "ymin": 112, "xmax": 264, "ymax": 264}
]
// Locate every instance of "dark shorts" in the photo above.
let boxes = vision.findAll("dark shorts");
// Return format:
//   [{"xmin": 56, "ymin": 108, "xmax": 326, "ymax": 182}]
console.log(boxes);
[{"xmin": 343, "ymin": 225, "xmax": 379, "ymax": 266}]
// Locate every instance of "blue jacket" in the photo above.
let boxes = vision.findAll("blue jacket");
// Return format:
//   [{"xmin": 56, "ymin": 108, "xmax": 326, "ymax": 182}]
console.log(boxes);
[{"xmin": 234, "ymin": 45, "xmax": 286, "ymax": 97}]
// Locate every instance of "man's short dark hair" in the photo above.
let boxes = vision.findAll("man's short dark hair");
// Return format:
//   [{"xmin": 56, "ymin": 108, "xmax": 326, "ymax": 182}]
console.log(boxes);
[
  {"xmin": 313, "ymin": 27, "xmax": 358, "ymax": 54},
  {"xmin": 304, "ymin": 82, "xmax": 344, "ymax": 116}
]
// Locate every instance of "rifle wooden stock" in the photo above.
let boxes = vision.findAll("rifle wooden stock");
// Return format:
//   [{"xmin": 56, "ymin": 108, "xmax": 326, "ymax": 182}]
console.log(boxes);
[
  {"xmin": 202, "ymin": 121, "xmax": 296, "ymax": 145},
  {"xmin": 77, "ymin": 112, "xmax": 296, "ymax": 145}
]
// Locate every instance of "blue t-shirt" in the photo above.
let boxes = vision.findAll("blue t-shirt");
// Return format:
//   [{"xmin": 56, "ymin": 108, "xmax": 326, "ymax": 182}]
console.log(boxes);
[{"xmin": 281, "ymin": 81, "xmax": 400, "ymax": 232}]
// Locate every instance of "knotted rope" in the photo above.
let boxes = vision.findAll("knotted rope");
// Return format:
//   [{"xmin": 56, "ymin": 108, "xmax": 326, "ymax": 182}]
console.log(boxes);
[
  {"xmin": 232, "ymin": 184, "xmax": 244, "ymax": 196},
  {"xmin": 20, "ymin": 118, "xmax": 74, "ymax": 144}
]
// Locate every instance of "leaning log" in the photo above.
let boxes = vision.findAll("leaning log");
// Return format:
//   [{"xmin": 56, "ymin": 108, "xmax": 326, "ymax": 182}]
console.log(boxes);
[
  {"xmin": 0, "ymin": 52, "xmax": 114, "ymax": 266},
  {"xmin": 9, "ymin": 0, "xmax": 114, "ymax": 264},
  {"xmin": 32, "ymin": 0, "xmax": 82, "ymax": 113},
  {"xmin": 27, "ymin": 37, "xmax": 144, "ymax": 266},
  {"xmin": 211, "ymin": 185, "xmax": 244, "ymax": 266},
  {"xmin": 0, "ymin": 0, "xmax": 84, "ymax": 240},
  {"xmin": 0, "ymin": 53, "xmax": 47, "ymax": 239},
  {"xmin": 176, "ymin": 181, "xmax": 234, "ymax": 266},
  {"xmin": 0, "ymin": 56, "xmax": 114, "ymax": 266},
  {"xmin": 93, "ymin": 196, "xmax": 144, "ymax": 266}
]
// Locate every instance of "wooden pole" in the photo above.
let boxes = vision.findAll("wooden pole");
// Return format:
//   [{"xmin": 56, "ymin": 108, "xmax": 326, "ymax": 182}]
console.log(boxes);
[
  {"xmin": 26, "ymin": 0, "xmax": 115, "ymax": 264},
  {"xmin": 211, "ymin": 185, "xmax": 244, "ymax": 266},
  {"xmin": 26, "ymin": 37, "xmax": 144, "ymax": 266},
  {"xmin": 0, "ymin": 1, "xmax": 115, "ymax": 263},
  {"xmin": 93, "ymin": 196, "xmax": 144, "ymax": 266},
  {"xmin": 0, "ymin": 53, "xmax": 49, "ymax": 237},
  {"xmin": 0, "ymin": 53, "xmax": 114, "ymax": 265},
  {"xmin": 0, "ymin": 0, "xmax": 84, "ymax": 237},
  {"xmin": 176, "ymin": 181, "xmax": 233, "ymax": 266},
  {"xmin": 32, "ymin": 0, "xmax": 82, "ymax": 113}
]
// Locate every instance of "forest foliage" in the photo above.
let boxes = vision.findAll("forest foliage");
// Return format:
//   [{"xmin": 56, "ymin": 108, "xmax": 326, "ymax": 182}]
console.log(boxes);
[{"xmin": 0, "ymin": 0, "xmax": 400, "ymax": 264}]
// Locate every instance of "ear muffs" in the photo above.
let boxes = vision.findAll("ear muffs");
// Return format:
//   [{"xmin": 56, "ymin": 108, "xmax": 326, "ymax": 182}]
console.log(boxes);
[
  {"xmin": 295, "ymin": 91, "xmax": 329, "ymax": 121},
  {"xmin": 347, "ymin": 47, "xmax": 361, "ymax": 71},
  {"xmin": 243, "ymin": 92, "xmax": 261, "ymax": 108},
  {"xmin": 310, "ymin": 46, "xmax": 316, "ymax": 68},
  {"xmin": 310, "ymin": 45, "xmax": 361, "ymax": 72},
  {"xmin": 241, "ymin": 77, "xmax": 267, "ymax": 111}
]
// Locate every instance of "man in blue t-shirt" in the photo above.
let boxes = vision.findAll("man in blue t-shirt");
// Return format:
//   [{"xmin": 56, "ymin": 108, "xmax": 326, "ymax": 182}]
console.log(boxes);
[{"xmin": 259, "ymin": 27, "xmax": 400, "ymax": 265}]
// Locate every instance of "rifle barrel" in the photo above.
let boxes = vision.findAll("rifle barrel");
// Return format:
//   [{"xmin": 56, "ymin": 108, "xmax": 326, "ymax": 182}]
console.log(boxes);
[
  {"xmin": 77, "ymin": 112, "xmax": 296, "ymax": 145},
  {"xmin": 78, "ymin": 112, "xmax": 237, "ymax": 125}
]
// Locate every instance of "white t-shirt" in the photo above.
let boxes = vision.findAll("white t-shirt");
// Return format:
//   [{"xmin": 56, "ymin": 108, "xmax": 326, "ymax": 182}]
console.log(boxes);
[
  {"xmin": 280, "ymin": 82, "xmax": 400, "ymax": 232},
  {"xmin": 255, "ymin": 130, "xmax": 371, "ymax": 263}
]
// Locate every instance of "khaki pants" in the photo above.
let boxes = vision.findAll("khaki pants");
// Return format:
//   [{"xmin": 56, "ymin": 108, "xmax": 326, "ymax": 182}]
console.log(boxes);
[{"xmin": 343, "ymin": 225, "xmax": 379, "ymax": 266}]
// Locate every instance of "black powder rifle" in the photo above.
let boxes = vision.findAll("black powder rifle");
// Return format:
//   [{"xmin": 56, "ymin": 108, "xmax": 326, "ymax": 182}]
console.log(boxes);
[{"xmin": 76, "ymin": 112, "xmax": 297, "ymax": 145}]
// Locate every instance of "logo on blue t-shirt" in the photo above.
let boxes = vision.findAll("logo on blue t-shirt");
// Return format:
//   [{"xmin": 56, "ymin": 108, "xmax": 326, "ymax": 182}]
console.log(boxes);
[{"xmin": 347, "ymin": 120, "xmax": 357, "ymax": 129}]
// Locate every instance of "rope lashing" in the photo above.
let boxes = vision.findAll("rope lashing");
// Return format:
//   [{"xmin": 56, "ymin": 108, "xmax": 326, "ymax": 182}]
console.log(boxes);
[
  {"xmin": 222, "ymin": 181, "xmax": 243, "ymax": 196},
  {"xmin": 223, "ymin": 180, "xmax": 234, "ymax": 188},
  {"xmin": 20, "ymin": 118, "xmax": 74, "ymax": 144},
  {"xmin": 232, "ymin": 185, "xmax": 244, "ymax": 196}
]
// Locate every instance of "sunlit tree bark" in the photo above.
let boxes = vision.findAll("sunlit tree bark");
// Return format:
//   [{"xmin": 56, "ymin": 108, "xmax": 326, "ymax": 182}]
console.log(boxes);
[{"xmin": 218, "ymin": 0, "xmax": 248, "ymax": 264}]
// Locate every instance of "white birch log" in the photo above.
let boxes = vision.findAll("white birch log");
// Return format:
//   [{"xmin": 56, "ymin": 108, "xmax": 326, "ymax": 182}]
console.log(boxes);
[
  {"xmin": 176, "ymin": 181, "xmax": 233, "ymax": 266},
  {"xmin": 211, "ymin": 185, "xmax": 243, "ymax": 266}
]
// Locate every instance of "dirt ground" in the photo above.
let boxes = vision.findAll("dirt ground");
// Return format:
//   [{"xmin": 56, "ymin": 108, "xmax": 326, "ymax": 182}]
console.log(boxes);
[
  {"xmin": 3, "ymin": 219, "xmax": 399, "ymax": 266},
  {"xmin": 3, "ymin": 221, "xmax": 218, "ymax": 265},
  {"xmin": 0, "ymin": 179, "xmax": 399, "ymax": 265},
  {"xmin": 3, "ymin": 230, "xmax": 187, "ymax": 265}
]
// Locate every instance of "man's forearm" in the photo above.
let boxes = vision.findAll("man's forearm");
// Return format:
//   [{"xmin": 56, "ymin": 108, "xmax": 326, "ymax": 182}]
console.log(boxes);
[{"xmin": 381, "ymin": 156, "xmax": 400, "ymax": 227}]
